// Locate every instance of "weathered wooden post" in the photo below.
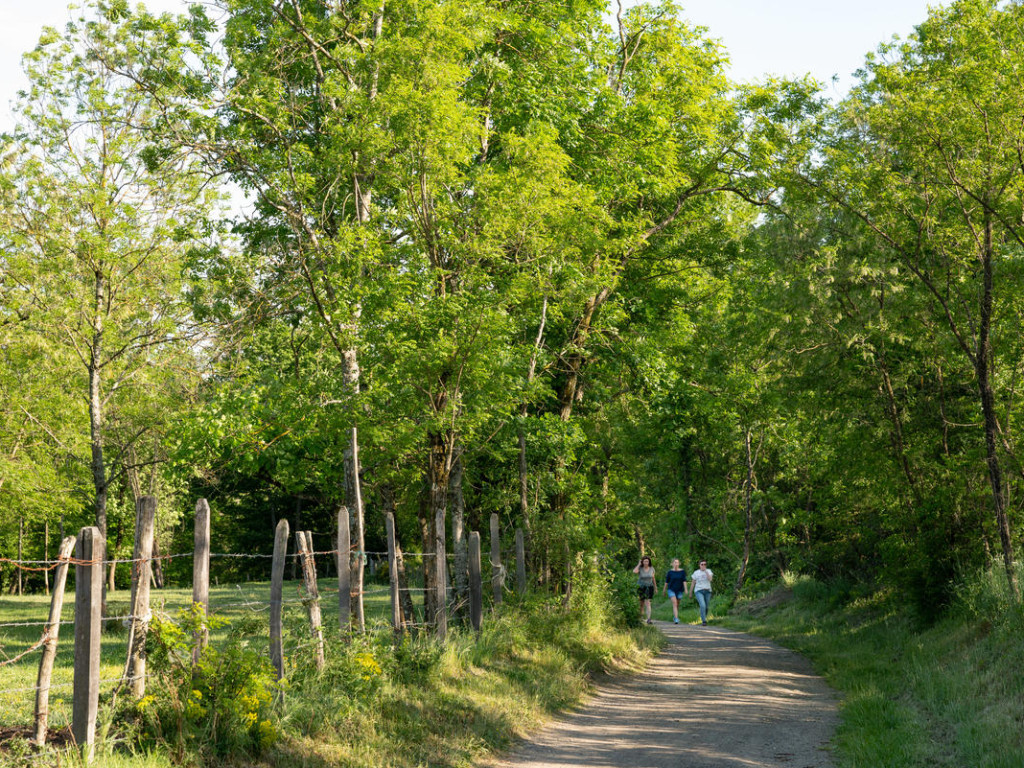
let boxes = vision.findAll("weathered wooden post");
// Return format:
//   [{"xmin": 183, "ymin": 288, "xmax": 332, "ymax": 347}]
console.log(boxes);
[
  {"xmin": 72, "ymin": 526, "xmax": 103, "ymax": 761},
  {"xmin": 490, "ymin": 513, "xmax": 503, "ymax": 607},
  {"xmin": 515, "ymin": 528, "xmax": 526, "ymax": 595},
  {"xmin": 296, "ymin": 531, "xmax": 325, "ymax": 670},
  {"xmin": 34, "ymin": 535, "xmax": 76, "ymax": 745},
  {"xmin": 192, "ymin": 498, "xmax": 211, "ymax": 664},
  {"xmin": 386, "ymin": 512, "xmax": 401, "ymax": 634},
  {"xmin": 469, "ymin": 531, "xmax": 482, "ymax": 633},
  {"xmin": 435, "ymin": 506, "xmax": 448, "ymax": 641},
  {"xmin": 337, "ymin": 505, "xmax": 351, "ymax": 636},
  {"xmin": 125, "ymin": 496, "xmax": 156, "ymax": 698},
  {"xmin": 270, "ymin": 519, "xmax": 289, "ymax": 681}
]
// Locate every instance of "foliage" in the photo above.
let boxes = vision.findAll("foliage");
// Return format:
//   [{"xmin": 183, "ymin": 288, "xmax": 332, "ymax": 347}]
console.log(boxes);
[{"xmin": 135, "ymin": 605, "xmax": 280, "ymax": 759}]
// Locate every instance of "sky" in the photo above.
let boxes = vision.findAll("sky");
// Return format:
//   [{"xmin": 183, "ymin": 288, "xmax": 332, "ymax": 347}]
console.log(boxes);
[{"xmin": 0, "ymin": 0, "xmax": 943, "ymax": 130}]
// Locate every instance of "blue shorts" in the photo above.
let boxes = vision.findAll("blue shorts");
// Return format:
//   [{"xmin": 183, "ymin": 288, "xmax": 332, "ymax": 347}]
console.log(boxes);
[{"xmin": 666, "ymin": 589, "xmax": 686, "ymax": 600}]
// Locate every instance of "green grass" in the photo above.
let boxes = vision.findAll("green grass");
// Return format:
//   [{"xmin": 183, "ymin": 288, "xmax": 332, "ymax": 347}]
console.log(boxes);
[{"xmin": 723, "ymin": 572, "xmax": 1024, "ymax": 768}]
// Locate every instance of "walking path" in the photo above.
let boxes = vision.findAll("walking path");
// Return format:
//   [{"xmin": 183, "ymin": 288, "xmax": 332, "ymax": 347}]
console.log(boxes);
[{"xmin": 491, "ymin": 621, "xmax": 838, "ymax": 768}]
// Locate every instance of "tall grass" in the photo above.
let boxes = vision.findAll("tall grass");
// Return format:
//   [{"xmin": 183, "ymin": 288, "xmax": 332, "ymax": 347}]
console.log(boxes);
[{"xmin": 725, "ymin": 568, "xmax": 1024, "ymax": 768}]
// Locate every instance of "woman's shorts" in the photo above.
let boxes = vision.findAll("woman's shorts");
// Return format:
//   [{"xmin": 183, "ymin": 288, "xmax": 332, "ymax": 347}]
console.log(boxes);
[
  {"xmin": 637, "ymin": 584, "xmax": 655, "ymax": 600},
  {"xmin": 667, "ymin": 589, "xmax": 685, "ymax": 600}
]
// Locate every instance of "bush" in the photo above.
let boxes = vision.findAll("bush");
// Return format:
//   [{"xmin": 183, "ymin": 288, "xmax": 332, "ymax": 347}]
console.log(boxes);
[{"xmin": 135, "ymin": 605, "xmax": 280, "ymax": 759}]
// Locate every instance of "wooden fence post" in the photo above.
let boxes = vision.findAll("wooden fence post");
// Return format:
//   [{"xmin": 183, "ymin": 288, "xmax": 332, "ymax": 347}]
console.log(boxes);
[
  {"xmin": 434, "ymin": 506, "xmax": 448, "ymax": 641},
  {"xmin": 192, "ymin": 498, "xmax": 211, "ymax": 664},
  {"xmin": 125, "ymin": 496, "xmax": 156, "ymax": 698},
  {"xmin": 296, "ymin": 531, "xmax": 325, "ymax": 670},
  {"xmin": 490, "ymin": 513, "xmax": 503, "ymax": 607},
  {"xmin": 515, "ymin": 528, "xmax": 526, "ymax": 595},
  {"xmin": 72, "ymin": 526, "xmax": 103, "ymax": 761},
  {"xmin": 270, "ymin": 519, "xmax": 289, "ymax": 681},
  {"xmin": 337, "ymin": 505, "xmax": 351, "ymax": 636},
  {"xmin": 34, "ymin": 535, "xmax": 76, "ymax": 745},
  {"xmin": 386, "ymin": 512, "xmax": 401, "ymax": 634},
  {"xmin": 469, "ymin": 531, "xmax": 482, "ymax": 633}
]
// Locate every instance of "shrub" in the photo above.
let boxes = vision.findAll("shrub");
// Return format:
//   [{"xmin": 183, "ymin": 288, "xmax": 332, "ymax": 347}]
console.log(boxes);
[{"xmin": 135, "ymin": 605, "xmax": 280, "ymax": 759}]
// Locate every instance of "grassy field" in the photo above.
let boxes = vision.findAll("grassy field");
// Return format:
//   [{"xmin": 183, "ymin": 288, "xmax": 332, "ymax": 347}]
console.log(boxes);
[
  {"xmin": 0, "ymin": 576, "xmax": 412, "ymax": 732},
  {"xmin": 722, "ymin": 572, "xmax": 1024, "ymax": 768}
]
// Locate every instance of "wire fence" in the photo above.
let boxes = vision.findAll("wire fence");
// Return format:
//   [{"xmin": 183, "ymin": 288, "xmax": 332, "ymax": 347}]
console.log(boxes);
[{"xmin": 0, "ymin": 506, "xmax": 527, "ymax": 765}]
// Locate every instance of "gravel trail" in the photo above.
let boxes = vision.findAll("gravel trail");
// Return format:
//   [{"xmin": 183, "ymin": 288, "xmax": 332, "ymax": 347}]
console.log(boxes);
[{"xmin": 490, "ymin": 621, "xmax": 838, "ymax": 768}]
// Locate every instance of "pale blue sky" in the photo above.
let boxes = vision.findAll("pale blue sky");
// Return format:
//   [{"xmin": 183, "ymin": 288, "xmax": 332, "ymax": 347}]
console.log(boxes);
[{"xmin": 1, "ymin": 0, "xmax": 943, "ymax": 130}]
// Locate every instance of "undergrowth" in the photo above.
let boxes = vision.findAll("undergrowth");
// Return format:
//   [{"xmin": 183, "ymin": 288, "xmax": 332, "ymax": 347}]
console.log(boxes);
[
  {"xmin": 2, "ymin": 566, "xmax": 659, "ymax": 767},
  {"xmin": 725, "ymin": 568, "xmax": 1024, "ymax": 768}
]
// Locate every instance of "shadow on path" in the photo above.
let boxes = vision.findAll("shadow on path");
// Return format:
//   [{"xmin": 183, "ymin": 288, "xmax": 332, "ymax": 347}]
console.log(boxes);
[{"xmin": 489, "ymin": 622, "xmax": 837, "ymax": 768}]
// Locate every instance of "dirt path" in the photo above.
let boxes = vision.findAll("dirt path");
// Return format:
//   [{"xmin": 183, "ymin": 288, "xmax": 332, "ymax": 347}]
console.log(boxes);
[{"xmin": 490, "ymin": 621, "xmax": 838, "ymax": 768}]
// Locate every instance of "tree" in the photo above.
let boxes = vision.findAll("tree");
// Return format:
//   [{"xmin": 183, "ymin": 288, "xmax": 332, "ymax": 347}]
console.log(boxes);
[{"xmin": 0, "ymin": 2, "xmax": 220, "ymax": 581}]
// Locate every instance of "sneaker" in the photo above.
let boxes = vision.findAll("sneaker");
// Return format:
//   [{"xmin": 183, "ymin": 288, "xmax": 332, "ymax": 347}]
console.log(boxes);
[
  {"xmin": 673, "ymin": 618, "xmax": 679, "ymax": 624},
  {"xmin": 646, "ymin": 619, "xmax": 653, "ymax": 625},
  {"xmin": 701, "ymin": 621, "xmax": 707, "ymax": 626}
]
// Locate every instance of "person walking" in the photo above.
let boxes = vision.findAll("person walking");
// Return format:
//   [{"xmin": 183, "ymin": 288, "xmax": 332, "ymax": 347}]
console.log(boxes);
[
  {"xmin": 633, "ymin": 556, "xmax": 657, "ymax": 625},
  {"xmin": 691, "ymin": 560, "xmax": 713, "ymax": 625},
  {"xmin": 663, "ymin": 558, "xmax": 688, "ymax": 624}
]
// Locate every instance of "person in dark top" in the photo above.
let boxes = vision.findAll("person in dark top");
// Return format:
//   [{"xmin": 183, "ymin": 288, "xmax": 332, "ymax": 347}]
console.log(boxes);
[
  {"xmin": 633, "ymin": 556, "xmax": 657, "ymax": 624},
  {"xmin": 663, "ymin": 558, "xmax": 688, "ymax": 624}
]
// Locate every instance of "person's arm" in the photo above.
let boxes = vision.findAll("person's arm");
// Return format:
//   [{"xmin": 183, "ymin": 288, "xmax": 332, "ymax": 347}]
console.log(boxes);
[{"xmin": 632, "ymin": 560, "xmax": 642, "ymax": 575}]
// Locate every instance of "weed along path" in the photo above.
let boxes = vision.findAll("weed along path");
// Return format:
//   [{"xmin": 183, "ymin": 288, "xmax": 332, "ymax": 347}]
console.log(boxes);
[{"xmin": 490, "ymin": 621, "xmax": 838, "ymax": 768}]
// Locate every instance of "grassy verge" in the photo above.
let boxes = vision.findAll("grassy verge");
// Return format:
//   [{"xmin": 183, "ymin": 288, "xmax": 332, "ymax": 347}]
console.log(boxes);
[
  {"xmin": 1, "ymin": 575, "xmax": 660, "ymax": 767},
  {"xmin": 722, "ymin": 572, "xmax": 1024, "ymax": 768}
]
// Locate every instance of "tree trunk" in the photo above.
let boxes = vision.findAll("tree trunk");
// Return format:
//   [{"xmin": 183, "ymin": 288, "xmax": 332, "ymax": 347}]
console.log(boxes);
[
  {"xmin": 450, "ymin": 450, "xmax": 468, "ymax": 620},
  {"xmin": 88, "ymin": 270, "xmax": 108, "ymax": 614},
  {"xmin": 978, "ymin": 218, "xmax": 1019, "ymax": 599},
  {"xmin": 734, "ymin": 427, "xmax": 755, "ymax": 597},
  {"xmin": 426, "ymin": 430, "xmax": 450, "ymax": 630}
]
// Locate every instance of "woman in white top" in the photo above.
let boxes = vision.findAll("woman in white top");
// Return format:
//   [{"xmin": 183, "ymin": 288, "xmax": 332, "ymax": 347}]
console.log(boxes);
[{"xmin": 691, "ymin": 560, "xmax": 713, "ymax": 625}]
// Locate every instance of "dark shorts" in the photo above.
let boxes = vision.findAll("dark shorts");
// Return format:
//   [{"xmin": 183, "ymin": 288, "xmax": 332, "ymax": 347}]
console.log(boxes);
[{"xmin": 638, "ymin": 584, "xmax": 655, "ymax": 600}]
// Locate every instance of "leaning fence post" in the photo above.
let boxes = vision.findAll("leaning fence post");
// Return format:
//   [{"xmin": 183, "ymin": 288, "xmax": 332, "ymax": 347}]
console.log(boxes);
[
  {"xmin": 469, "ymin": 531, "xmax": 483, "ymax": 634},
  {"xmin": 515, "ymin": 528, "xmax": 526, "ymax": 595},
  {"xmin": 386, "ymin": 512, "xmax": 401, "ymax": 634},
  {"xmin": 192, "ymin": 498, "xmax": 211, "ymax": 664},
  {"xmin": 270, "ymin": 519, "xmax": 290, "ymax": 681},
  {"xmin": 72, "ymin": 526, "xmax": 103, "ymax": 762},
  {"xmin": 125, "ymin": 496, "xmax": 156, "ymax": 698},
  {"xmin": 490, "ymin": 513, "xmax": 503, "ymax": 607},
  {"xmin": 337, "ymin": 505, "xmax": 351, "ymax": 637},
  {"xmin": 34, "ymin": 535, "xmax": 76, "ymax": 745},
  {"xmin": 296, "ymin": 531, "xmax": 325, "ymax": 670}
]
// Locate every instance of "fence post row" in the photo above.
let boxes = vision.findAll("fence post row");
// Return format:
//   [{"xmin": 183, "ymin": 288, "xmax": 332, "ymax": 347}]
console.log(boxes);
[
  {"xmin": 469, "ymin": 531, "xmax": 483, "ymax": 633},
  {"xmin": 490, "ymin": 514, "xmax": 503, "ymax": 607},
  {"xmin": 296, "ymin": 530, "xmax": 325, "ymax": 670},
  {"xmin": 386, "ymin": 512, "xmax": 402, "ymax": 634},
  {"xmin": 125, "ymin": 496, "xmax": 156, "ymax": 699},
  {"xmin": 270, "ymin": 518, "xmax": 289, "ymax": 681},
  {"xmin": 72, "ymin": 526, "xmax": 103, "ymax": 762},
  {"xmin": 515, "ymin": 528, "xmax": 526, "ymax": 595},
  {"xmin": 34, "ymin": 535, "xmax": 76, "ymax": 746},
  {"xmin": 192, "ymin": 498, "xmax": 211, "ymax": 664},
  {"xmin": 337, "ymin": 505, "xmax": 351, "ymax": 637}
]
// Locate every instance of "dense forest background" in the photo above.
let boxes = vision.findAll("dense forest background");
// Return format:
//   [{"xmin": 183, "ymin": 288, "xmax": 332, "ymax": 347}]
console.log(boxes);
[{"xmin": 2, "ymin": 0, "xmax": 1022, "ymax": 621}]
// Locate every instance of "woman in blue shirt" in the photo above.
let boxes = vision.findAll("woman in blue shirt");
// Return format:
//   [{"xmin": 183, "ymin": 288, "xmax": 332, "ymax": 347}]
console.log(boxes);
[{"xmin": 662, "ymin": 559, "xmax": 688, "ymax": 624}]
